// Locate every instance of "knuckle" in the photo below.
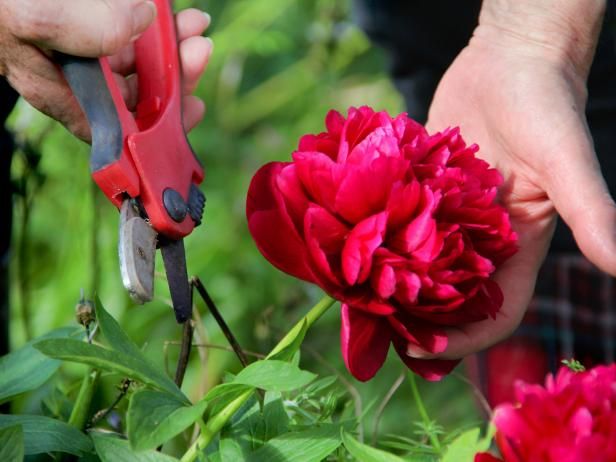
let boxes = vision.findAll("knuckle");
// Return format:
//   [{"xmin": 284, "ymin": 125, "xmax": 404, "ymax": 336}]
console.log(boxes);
[{"xmin": 7, "ymin": 1, "xmax": 58, "ymax": 44}]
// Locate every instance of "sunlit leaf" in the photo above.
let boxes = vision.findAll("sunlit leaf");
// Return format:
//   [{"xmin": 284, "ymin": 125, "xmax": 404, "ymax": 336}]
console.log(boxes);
[
  {"xmin": 442, "ymin": 425, "xmax": 495, "ymax": 462},
  {"xmin": 341, "ymin": 430, "xmax": 407, "ymax": 462},
  {"xmin": 247, "ymin": 424, "xmax": 342, "ymax": 462},
  {"xmin": 233, "ymin": 360, "xmax": 315, "ymax": 392}
]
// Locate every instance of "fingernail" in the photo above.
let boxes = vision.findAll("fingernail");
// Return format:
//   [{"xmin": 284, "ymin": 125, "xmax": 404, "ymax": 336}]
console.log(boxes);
[
  {"xmin": 204, "ymin": 37, "xmax": 214, "ymax": 53},
  {"xmin": 407, "ymin": 344, "xmax": 432, "ymax": 359},
  {"xmin": 203, "ymin": 12, "xmax": 212, "ymax": 26},
  {"xmin": 131, "ymin": 1, "xmax": 157, "ymax": 41}
]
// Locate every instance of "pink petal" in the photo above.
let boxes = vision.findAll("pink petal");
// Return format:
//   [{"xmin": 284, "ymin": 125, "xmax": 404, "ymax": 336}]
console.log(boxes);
[
  {"xmin": 341, "ymin": 212, "xmax": 388, "ymax": 285},
  {"xmin": 246, "ymin": 162, "xmax": 315, "ymax": 283},
  {"xmin": 341, "ymin": 304, "xmax": 392, "ymax": 381},
  {"xmin": 389, "ymin": 186, "xmax": 438, "ymax": 255},
  {"xmin": 370, "ymin": 264, "xmax": 396, "ymax": 299},
  {"xmin": 393, "ymin": 270, "xmax": 421, "ymax": 306},
  {"xmin": 388, "ymin": 314, "xmax": 448, "ymax": 354}
]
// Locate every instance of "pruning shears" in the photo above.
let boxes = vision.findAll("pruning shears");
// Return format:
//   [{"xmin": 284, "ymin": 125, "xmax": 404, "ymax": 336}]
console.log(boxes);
[{"xmin": 60, "ymin": 0, "xmax": 205, "ymax": 323}]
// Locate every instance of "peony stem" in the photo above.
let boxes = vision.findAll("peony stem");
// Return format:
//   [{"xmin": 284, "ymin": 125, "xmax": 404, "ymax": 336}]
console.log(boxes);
[
  {"xmin": 408, "ymin": 372, "xmax": 441, "ymax": 453},
  {"xmin": 180, "ymin": 294, "xmax": 337, "ymax": 462}
]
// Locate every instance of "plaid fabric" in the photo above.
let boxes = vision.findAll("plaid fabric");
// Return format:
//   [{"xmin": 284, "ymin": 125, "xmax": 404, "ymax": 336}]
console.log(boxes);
[{"xmin": 471, "ymin": 253, "xmax": 616, "ymax": 406}]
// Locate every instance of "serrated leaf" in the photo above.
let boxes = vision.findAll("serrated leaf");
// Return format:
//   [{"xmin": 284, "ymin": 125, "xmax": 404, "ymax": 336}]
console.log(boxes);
[
  {"xmin": 247, "ymin": 424, "xmax": 342, "ymax": 462},
  {"xmin": 0, "ymin": 327, "xmax": 79, "ymax": 403},
  {"xmin": 0, "ymin": 425, "xmax": 24, "ymax": 461},
  {"xmin": 91, "ymin": 432, "xmax": 179, "ymax": 462},
  {"xmin": 442, "ymin": 426, "xmax": 495, "ymax": 462},
  {"xmin": 233, "ymin": 360, "xmax": 315, "ymax": 392},
  {"xmin": 341, "ymin": 430, "xmax": 407, "ymax": 462},
  {"xmin": 127, "ymin": 390, "xmax": 207, "ymax": 451},
  {"xmin": 268, "ymin": 319, "xmax": 307, "ymax": 362},
  {"xmin": 0, "ymin": 414, "xmax": 92, "ymax": 456},
  {"xmin": 34, "ymin": 339, "xmax": 186, "ymax": 403}
]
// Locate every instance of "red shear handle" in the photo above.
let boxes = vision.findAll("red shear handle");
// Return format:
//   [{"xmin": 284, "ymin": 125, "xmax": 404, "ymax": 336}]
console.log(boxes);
[
  {"xmin": 126, "ymin": 0, "xmax": 205, "ymax": 240},
  {"xmin": 62, "ymin": 0, "xmax": 204, "ymax": 240}
]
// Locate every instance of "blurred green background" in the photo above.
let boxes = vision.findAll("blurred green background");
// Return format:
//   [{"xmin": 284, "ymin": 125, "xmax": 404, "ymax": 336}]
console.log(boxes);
[{"xmin": 7, "ymin": 0, "xmax": 481, "ymax": 447}]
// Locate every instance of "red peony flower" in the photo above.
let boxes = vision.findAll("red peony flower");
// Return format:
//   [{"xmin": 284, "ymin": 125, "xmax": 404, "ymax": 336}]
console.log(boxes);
[
  {"xmin": 476, "ymin": 364, "xmax": 616, "ymax": 462},
  {"xmin": 246, "ymin": 106, "xmax": 517, "ymax": 381}
]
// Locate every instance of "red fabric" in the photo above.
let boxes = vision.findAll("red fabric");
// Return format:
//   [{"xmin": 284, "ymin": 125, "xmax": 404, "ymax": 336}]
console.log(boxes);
[{"xmin": 247, "ymin": 107, "xmax": 517, "ymax": 381}]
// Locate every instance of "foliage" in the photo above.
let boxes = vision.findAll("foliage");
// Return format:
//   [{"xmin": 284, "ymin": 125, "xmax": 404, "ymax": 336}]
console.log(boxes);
[{"xmin": 4, "ymin": 0, "xmax": 486, "ymax": 460}]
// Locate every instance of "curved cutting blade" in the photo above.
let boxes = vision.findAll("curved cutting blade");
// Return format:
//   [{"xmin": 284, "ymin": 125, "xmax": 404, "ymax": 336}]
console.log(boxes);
[{"xmin": 118, "ymin": 200, "xmax": 157, "ymax": 304}]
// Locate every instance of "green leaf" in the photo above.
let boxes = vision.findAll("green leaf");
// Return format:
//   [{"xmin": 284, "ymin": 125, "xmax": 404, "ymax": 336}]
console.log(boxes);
[
  {"xmin": 91, "ymin": 432, "xmax": 179, "ymax": 462},
  {"xmin": 34, "ymin": 339, "xmax": 186, "ymax": 403},
  {"xmin": 247, "ymin": 424, "xmax": 342, "ymax": 462},
  {"xmin": 341, "ymin": 430, "xmax": 407, "ymax": 462},
  {"xmin": 268, "ymin": 319, "xmax": 307, "ymax": 362},
  {"xmin": 233, "ymin": 360, "xmax": 316, "ymax": 392},
  {"xmin": 0, "ymin": 425, "xmax": 24, "ymax": 462},
  {"xmin": 0, "ymin": 414, "xmax": 92, "ymax": 456},
  {"xmin": 442, "ymin": 425, "xmax": 495, "ymax": 462},
  {"xmin": 94, "ymin": 296, "xmax": 145, "ymax": 359},
  {"xmin": 127, "ymin": 390, "xmax": 207, "ymax": 451},
  {"xmin": 204, "ymin": 383, "xmax": 254, "ymax": 417},
  {"xmin": 0, "ymin": 327, "xmax": 79, "ymax": 403}
]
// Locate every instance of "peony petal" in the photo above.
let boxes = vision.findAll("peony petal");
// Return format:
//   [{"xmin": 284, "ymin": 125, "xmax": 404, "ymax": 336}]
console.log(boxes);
[
  {"xmin": 247, "ymin": 162, "xmax": 315, "ymax": 283},
  {"xmin": 389, "ymin": 186, "xmax": 438, "ymax": 255},
  {"xmin": 276, "ymin": 164, "xmax": 310, "ymax": 231},
  {"xmin": 474, "ymin": 453, "xmax": 503, "ymax": 462},
  {"xmin": 393, "ymin": 270, "xmax": 421, "ymax": 306},
  {"xmin": 341, "ymin": 304, "xmax": 392, "ymax": 381},
  {"xmin": 293, "ymin": 151, "xmax": 341, "ymax": 209},
  {"xmin": 393, "ymin": 337, "xmax": 459, "ymax": 381},
  {"xmin": 334, "ymin": 155, "xmax": 408, "ymax": 224},
  {"xmin": 370, "ymin": 263, "xmax": 396, "ymax": 299},
  {"xmin": 341, "ymin": 212, "xmax": 388, "ymax": 285},
  {"xmin": 388, "ymin": 314, "xmax": 448, "ymax": 354}
]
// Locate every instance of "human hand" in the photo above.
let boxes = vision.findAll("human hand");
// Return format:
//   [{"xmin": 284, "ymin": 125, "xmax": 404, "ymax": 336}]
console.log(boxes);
[
  {"xmin": 410, "ymin": 0, "xmax": 612, "ymax": 359},
  {"xmin": 0, "ymin": 0, "xmax": 213, "ymax": 140}
]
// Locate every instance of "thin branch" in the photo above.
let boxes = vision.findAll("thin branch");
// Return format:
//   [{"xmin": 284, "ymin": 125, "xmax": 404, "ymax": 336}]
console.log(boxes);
[
  {"xmin": 174, "ymin": 320, "xmax": 194, "ymax": 387},
  {"xmin": 372, "ymin": 372, "xmax": 405, "ymax": 445},
  {"xmin": 88, "ymin": 378, "xmax": 132, "ymax": 428},
  {"xmin": 190, "ymin": 277, "xmax": 249, "ymax": 367},
  {"xmin": 452, "ymin": 371, "xmax": 492, "ymax": 418},
  {"xmin": 165, "ymin": 340, "xmax": 266, "ymax": 359}
]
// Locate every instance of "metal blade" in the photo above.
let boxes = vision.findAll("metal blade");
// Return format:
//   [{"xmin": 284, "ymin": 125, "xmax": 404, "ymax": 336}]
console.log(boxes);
[
  {"xmin": 160, "ymin": 238, "xmax": 192, "ymax": 323},
  {"xmin": 119, "ymin": 200, "xmax": 157, "ymax": 304}
]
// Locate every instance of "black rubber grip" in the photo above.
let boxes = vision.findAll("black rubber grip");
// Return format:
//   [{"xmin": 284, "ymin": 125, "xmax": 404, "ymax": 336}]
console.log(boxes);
[{"xmin": 58, "ymin": 54, "xmax": 123, "ymax": 172}]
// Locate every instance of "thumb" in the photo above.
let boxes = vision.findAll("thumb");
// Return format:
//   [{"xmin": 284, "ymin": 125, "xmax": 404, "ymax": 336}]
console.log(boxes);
[
  {"xmin": 6, "ymin": 0, "xmax": 156, "ymax": 56},
  {"xmin": 547, "ymin": 127, "xmax": 616, "ymax": 276}
]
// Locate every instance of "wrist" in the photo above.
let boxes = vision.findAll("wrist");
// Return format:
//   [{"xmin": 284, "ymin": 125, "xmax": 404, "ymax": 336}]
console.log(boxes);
[{"xmin": 475, "ymin": 0, "xmax": 606, "ymax": 77}]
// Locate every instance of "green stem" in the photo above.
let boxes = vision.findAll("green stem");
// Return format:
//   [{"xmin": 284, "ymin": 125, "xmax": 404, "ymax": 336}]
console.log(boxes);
[
  {"xmin": 68, "ymin": 368, "xmax": 99, "ymax": 430},
  {"xmin": 180, "ymin": 294, "xmax": 336, "ymax": 462},
  {"xmin": 408, "ymin": 372, "xmax": 441, "ymax": 453}
]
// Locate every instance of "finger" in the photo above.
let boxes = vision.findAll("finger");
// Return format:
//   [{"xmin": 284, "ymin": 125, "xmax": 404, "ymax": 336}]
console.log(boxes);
[
  {"xmin": 108, "ymin": 8, "xmax": 211, "ymax": 75},
  {"xmin": 180, "ymin": 36, "xmax": 213, "ymax": 95},
  {"xmin": 5, "ymin": 44, "xmax": 90, "ymax": 140},
  {"xmin": 175, "ymin": 9, "xmax": 211, "ymax": 41},
  {"xmin": 108, "ymin": 44, "xmax": 136, "ymax": 76},
  {"xmin": 112, "ymin": 72, "xmax": 139, "ymax": 111},
  {"xmin": 544, "ymin": 123, "xmax": 616, "ymax": 276},
  {"xmin": 6, "ymin": 0, "xmax": 156, "ymax": 56},
  {"xmin": 182, "ymin": 95, "xmax": 205, "ymax": 132}
]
